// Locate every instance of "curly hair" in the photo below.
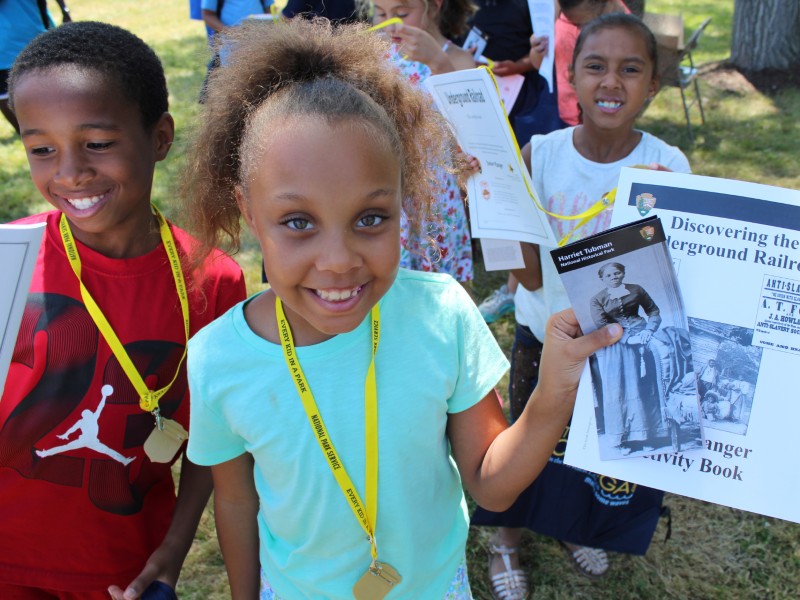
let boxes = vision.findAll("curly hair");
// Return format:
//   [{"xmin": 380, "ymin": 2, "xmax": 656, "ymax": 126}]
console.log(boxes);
[
  {"xmin": 8, "ymin": 21, "xmax": 168, "ymax": 129},
  {"xmin": 182, "ymin": 18, "xmax": 458, "ymax": 267}
]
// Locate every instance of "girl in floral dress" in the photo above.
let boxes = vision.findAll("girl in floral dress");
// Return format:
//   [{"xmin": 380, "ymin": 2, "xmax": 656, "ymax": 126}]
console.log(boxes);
[{"xmin": 373, "ymin": 0, "xmax": 478, "ymax": 284}]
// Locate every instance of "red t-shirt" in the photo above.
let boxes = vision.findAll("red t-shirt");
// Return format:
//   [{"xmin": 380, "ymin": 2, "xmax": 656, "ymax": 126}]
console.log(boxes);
[
  {"xmin": 555, "ymin": 13, "xmax": 582, "ymax": 126},
  {"xmin": 0, "ymin": 211, "xmax": 246, "ymax": 592}
]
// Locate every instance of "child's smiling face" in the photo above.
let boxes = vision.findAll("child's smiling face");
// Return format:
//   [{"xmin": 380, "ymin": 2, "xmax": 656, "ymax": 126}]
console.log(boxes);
[
  {"xmin": 14, "ymin": 66, "xmax": 173, "ymax": 257},
  {"xmin": 570, "ymin": 26, "xmax": 658, "ymax": 132},
  {"xmin": 240, "ymin": 116, "xmax": 403, "ymax": 345}
]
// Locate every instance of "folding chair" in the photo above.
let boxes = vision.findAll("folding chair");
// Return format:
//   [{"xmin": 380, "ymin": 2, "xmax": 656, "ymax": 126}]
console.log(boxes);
[{"xmin": 644, "ymin": 15, "xmax": 712, "ymax": 142}]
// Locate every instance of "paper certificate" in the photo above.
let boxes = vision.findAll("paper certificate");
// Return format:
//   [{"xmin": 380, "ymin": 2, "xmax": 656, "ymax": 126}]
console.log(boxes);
[
  {"xmin": 423, "ymin": 68, "xmax": 559, "ymax": 247},
  {"xmin": 528, "ymin": 0, "xmax": 555, "ymax": 93},
  {"xmin": 565, "ymin": 168, "xmax": 800, "ymax": 523},
  {"xmin": 0, "ymin": 223, "xmax": 45, "ymax": 395}
]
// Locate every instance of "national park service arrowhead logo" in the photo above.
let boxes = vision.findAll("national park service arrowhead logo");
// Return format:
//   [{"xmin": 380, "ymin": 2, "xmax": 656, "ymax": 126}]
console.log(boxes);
[
  {"xmin": 640, "ymin": 225, "xmax": 655, "ymax": 241},
  {"xmin": 636, "ymin": 192, "xmax": 657, "ymax": 216}
]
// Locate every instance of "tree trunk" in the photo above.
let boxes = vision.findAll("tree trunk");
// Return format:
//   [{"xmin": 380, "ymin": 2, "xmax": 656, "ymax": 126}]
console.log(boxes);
[{"xmin": 731, "ymin": 0, "xmax": 800, "ymax": 71}]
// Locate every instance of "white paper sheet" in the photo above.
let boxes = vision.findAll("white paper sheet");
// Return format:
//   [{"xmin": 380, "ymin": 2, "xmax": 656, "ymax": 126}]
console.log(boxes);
[
  {"xmin": 528, "ymin": 0, "xmax": 555, "ymax": 93},
  {"xmin": 462, "ymin": 26, "xmax": 488, "ymax": 61},
  {"xmin": 480, "ymin": 238, "xmax": 525, "ymax": 271},
  {"xmin": 565, "ymin": 168, "xmax": 800, "ymax": 523},
  {"xmin": 0, "ymin": 223, "xmax": 46, "ymax": 396},
  {"xmin": 423, "ymin": 68, "xmax": 559, "ymax": 247}
]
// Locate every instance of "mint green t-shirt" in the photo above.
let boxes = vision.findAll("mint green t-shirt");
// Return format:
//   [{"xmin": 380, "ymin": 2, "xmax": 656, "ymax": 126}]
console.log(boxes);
[{"xmin": 188, "ymin": 269, "xmax": 509, "ymax": 598}]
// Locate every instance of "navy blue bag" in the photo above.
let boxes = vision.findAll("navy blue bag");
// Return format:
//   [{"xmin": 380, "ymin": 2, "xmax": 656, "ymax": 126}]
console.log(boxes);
[
  {"xmin": 141, "ymin": 581, "xmax": 178, "ymax": 600},
  {"xmin": 471, "ymin": 425, "xmax": 668, "ymax": 555},
  {"xmin": 507, "ymin": 70, "xmax": 566, "ymax": 144}
]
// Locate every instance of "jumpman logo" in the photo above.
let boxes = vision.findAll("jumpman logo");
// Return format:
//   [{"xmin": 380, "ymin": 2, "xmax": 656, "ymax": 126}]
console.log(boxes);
[{"xmin": 35, "ymin": 385, "xmax": 135, "ymax": 466}]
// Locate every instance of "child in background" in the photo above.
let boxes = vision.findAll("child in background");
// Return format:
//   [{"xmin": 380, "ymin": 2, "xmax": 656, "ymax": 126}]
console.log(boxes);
[
  {"xmin": 199, "ymin": 0, "xmax": 273, "ymax": 102},
  {"xmin": 555, "ymin": 0, "xmax": 629, "ymax": 126},
  {"xmin": 0, "ymin": 0, "xmax": 72, "ymax": 133},
  {"xmin": 372, "ymin": 0, "xmax": 477, "ymax": 284},
  {"xmin": 201, "ymin": 0, "xmax": 273, "ymax": 33},
  {"xmin": 0, "ymin": 21, "xmax": 246, "ymax": 599},
  {"xmin": 181, "ymin": 19, "xmax": 621, "ymax": 599},
  {"xmin": 472, "ymin": 13, "xmax": 690, "ymax": 599}
]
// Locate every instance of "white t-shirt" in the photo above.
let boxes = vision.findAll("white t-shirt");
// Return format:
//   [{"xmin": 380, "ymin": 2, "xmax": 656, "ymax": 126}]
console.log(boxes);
[{"xmin": 516, "ymin": 127, "xmax": 691, "ymax": 340}]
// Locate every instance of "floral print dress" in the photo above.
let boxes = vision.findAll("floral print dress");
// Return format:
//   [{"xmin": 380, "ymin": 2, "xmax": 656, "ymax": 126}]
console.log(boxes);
[{"xmin": 389, "ymin": 49, "xmax": 473, "ymax": 282}]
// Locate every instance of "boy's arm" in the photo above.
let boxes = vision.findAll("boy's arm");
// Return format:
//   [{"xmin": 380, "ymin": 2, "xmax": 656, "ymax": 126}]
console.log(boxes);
[
  {"xmin": 108, "ymin": 454, "xmax": 213, "ymax": 599},
  {"xmin": 448, "ymin": 309, "xmax": 622, "ymax": 512},
  {"xmin": 491, "ymin": 55, "xmax": 534, "ymax": 77},
  {"xmin": 202, "ymin": 8, "xmax": 226, "ymax": 33},
  {"xmin": 212, "ymin": 453, "xmax": 261, "ymax": 599}
]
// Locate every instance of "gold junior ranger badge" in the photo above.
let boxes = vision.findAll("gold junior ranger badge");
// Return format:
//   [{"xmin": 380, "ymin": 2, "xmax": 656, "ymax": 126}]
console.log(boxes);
[
  {"xmin": 144, "ymin": 417, "xmax": 188, "ymax": 463},
  {"xmin": 353, "ymin": 561, "xmax": 402, "ymax": 600}
]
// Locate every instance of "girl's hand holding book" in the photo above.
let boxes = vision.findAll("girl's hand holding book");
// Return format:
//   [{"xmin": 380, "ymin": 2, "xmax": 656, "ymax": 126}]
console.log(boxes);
[{"xmin": 536, "ymin": 309, "xmax": 622, "ymax": 413}]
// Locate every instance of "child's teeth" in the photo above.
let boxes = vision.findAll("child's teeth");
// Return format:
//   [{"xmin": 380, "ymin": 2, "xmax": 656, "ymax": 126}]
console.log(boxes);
[
  {"xmin": 597, "ymin": 100, "xmax": 621, "ymax": 109},
  {"xmin": 316, "ymin": 287, "xmax": 359, "ymax": 301},
  {"xmin": 67, "ymin": 195, "xmax": 102, "ymax": 210}
]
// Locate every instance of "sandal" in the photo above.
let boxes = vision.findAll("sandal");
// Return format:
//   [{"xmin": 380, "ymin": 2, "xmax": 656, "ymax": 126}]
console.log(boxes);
[
  {"xmin": 488, "ymin": 543, "xmax": 529, "ymax": 600},
  {"xmin": 559, "ymin": 541, "xmax": 610, "ymax": 579}
]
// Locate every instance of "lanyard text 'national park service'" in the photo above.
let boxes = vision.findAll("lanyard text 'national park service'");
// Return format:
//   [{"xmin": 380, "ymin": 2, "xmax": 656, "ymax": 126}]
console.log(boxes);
[
  {"xmin": 275, "ymin": 297, "xmax": 402, "ymax": 598},
  {"xmin": 59, "ymin": 207, "xmax": 190, "ymax": 443}
]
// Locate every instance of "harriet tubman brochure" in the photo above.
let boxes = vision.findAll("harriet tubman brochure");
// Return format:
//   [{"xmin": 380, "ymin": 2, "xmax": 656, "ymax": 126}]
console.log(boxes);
[
  {"xmin": 423, "ymin": 68, "xmax": 559, "ymax": 248},
  {"xmin": 564, "ymin": 168, "xmax": 800, "ymax": 523},
  {"xmin": 0, "ymin": 223, "xmax": 45, "ymax": 395},
  {"xmin": 551, "ymin": 216, "xmax": 703, "ymax": 461},
  {"xmin": 527, "ymin": 0, "xmax": 555, "ymax": 92}
]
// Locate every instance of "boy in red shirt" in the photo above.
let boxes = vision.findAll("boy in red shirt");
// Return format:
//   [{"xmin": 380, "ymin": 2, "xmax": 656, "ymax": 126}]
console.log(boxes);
[{"xmin": 1, "ymin": 21, "xmax": 246, "ymax": 599}]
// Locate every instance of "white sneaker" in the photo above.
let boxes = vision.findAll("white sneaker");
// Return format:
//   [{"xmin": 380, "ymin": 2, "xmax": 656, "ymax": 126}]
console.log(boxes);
[{"xmin": 479, "ymin": 284, "xmax": 515, "ymax": 323}]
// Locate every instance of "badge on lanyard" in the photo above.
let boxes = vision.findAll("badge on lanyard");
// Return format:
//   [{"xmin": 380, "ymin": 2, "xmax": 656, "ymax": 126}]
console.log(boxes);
[
  {"xmin": 276, "ymin": 297, "xmax": 403, "ymax": 595},
  {"xmin": 144, "ymin": 417, "xmax": 188, "ymax": 463},
  {"xmin": 353, "ymin": 560, "xmax": 402, "ymax": 600},
  {"xmin": 59, "ymin": 207, "xmax": 191, "ymax": 463}
]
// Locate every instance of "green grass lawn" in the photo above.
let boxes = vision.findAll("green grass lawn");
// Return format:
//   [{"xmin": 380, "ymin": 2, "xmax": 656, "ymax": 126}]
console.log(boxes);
[{"xmin": 2, "ymin": 1, "xmax": 799, "ymax": 598}]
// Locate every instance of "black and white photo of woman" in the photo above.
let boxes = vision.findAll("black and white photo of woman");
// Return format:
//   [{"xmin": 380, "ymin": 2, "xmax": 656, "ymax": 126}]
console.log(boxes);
[{"xmin": 590, "ymin": 262, "xmax": 662, "ymax": 455}]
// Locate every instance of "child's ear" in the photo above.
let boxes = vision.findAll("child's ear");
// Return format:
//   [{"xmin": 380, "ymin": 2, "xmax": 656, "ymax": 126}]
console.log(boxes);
[
  {"xmin": 153, "ymin": 112, "xmax": 175, "ymax": 161},
  {"xmin": 567, "ymin": 64, "xmax": 576, "ymax": 88},
  {"xmin": 648, "ymin": 75, "xmax": 660, "ymax": 99}
]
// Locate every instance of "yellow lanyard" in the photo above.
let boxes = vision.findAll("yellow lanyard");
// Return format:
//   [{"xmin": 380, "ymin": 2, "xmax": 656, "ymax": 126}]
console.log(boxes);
[
  {"xmin": 59, "ymin": 207, "xmax": 190, "ymax": 420},
  {"xmin": 276, "ymin": 297, "xmax": 381, "ymax": 561},
  {"xmin": 367, "ymin": 16, "xmax": 401, "ymax": 32},
  {"xmin": 482, "ymin": 65, "xmax": 619, "ymax": 246}
]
